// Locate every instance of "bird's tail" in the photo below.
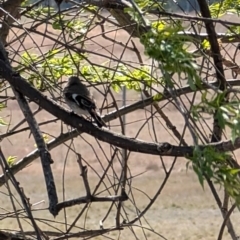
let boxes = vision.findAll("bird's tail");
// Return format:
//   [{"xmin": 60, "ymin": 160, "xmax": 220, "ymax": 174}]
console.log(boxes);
[{"xmin": 89, "ymin": 110, "xmax": 107, "ymax": 128}]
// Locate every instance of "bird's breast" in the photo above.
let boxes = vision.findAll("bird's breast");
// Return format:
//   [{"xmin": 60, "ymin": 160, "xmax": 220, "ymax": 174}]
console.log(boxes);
[{"xmin": 65, "ymin": 99, "xmax": 90, "ymax": 116}]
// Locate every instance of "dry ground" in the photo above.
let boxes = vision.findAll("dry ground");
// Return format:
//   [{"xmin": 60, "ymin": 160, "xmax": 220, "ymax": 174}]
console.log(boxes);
[
  {"xmin": 2, "ymin": 169, "xmax": 239, "ymax": 240},
  {"xmin": 0, "ymin": 12, "xmax": 240, "ymax": 240}
]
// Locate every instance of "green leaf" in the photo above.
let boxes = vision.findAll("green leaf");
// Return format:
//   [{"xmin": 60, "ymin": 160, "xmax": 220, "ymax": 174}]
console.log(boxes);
[
  {"xmin": 0, "ymin": 119, "xmax": 7, "ymax": 126},
  {"xmin": 7, "ymin": 156, "xmax": 17, "ymax": 167},
  {"xmin": 201, "ymin": 39, "xmax": 211, "ymax": 51},
  {"xmin": 209, "ymin": 0, "xmax": 240, "ymax": 18},
  {"xmin": 153, "ymin": 93, "xmax": 163, "ymax": 101},
  {"xmin": 187, "ymin": 145, "xmax": 240, "ymax": 204},
  {"xmin": 34, "ymin": 134, "xmax": 49, "ymax": 148},
  {"xmin": 111, "ymin": 83, "xmax": 121, "ymax": 93},
  {"xmin": 140, "ymin": 21, "xmax": 200, "ymax": 90}
]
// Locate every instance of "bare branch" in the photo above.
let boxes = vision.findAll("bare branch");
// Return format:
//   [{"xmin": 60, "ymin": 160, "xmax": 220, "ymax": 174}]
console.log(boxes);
[
  {"xmin": 218, "ymin": 203, "xmax": 237, "ymax": 240},
  {"xmin": 1, "ymin": 77, "xmax": 240, "ymax": 187},
  {"xmin": 77, "ymin": 154, "xmax": 91, "ymax": 197},
  {"xmin": 53, "ymin": 227, "xmax": 123, "ymax": 240},
  {"xmin": 0, "ymin": 148, "xmax": 44, "ymax": 239},
  {"xmin": 11, "ymin": 87, "xmax": 58, "ymax": 216},
  {"xmin": 56, "ymin": 192, "xmax": 128, "ymax": 214}
]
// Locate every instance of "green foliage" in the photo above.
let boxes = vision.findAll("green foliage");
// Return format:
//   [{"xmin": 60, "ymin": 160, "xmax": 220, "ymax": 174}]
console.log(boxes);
[
  {"xmin": 201, "ymin": 39, "xmax": 211, "ymax": 51},
  {"xmin": 134, "ymin": 0, "xmax": 164, "ymax": 11},
  {"xmin": 192, "ymin": 91, "xmax": 240, "ymax": 142},
  {"xmin": 42, "ymin": 51, "xmax": 85, "ymax": 78},
  {"xmin": 21, "ymin": 52, "xmax": 40, "ymax": 68},
  {"xmin": 7, "ymin": 156, "xmax": 17, "ymax": 167},
  {"xmin": 0, "ymin": 103, "xmax": 6, "ymax": 111},
  {"xmin": 227, "ymin": 25, "xmax": 240, "ymax": 36},
  {"xmin": 219, "ymin": 102, "xmax": 240, "ymax": 142},
  {"xmin": 18, "ymin": 46, "xmax": 158, "ymax": 93},
  {"xmin": 34, "ymin": 134, "xmax": 49, "ymax": 148},
  {"xmin": 85, "ymin": 5, "xmax": 99, "ymax": 11},
  {"xmin": 81, "ymin": 64, "xmax": 158, "ymax": 92},
  {"xmin": 0, "ymin": 103, "xmax": 7, "ymax": 127},
  {"xmin": 153, "ymin": 93, "xmax": 163, "ymax": 101},
  {"xmin": 113, "ymin": 65, "xmax": 155, "ymax": 91},
  {"xmin": 20, "ymin": 3, "xmax": 161, "ymax": 94},
  {"xmin": 25, "ymin": 6, "xmax": 55, "ymax": 18},
  {"xmin": 140, "ymin": 20, "xmax": 201, "ymax": 90},
  {"xmin": 21, "ymin": 0, "xmax": 29, "ymax": 7},
  {"xmin": 16, "ymin": 50, "xmax": 85, "ymax": 91},
  {"xmin": 53, "ymin": 17, "xmax": 88, "ymax": 40},
  {"xmin": 0, "ymin": 118, "xmax": 7, "ymax": 127},
  {"xmin": 124, "ymin": 7, "xmax": 150, "ymax": 28},
  {"xmin": 188, "ymin": 147, "xmax": 240, "ymax": 203},
  {"xmin": 209, "ymin": 0, "xmax": 240, "ymax": 18}
]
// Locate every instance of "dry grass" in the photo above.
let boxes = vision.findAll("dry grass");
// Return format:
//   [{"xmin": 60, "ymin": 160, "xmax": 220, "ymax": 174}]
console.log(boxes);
[{"xmin": 1, "ymin": 167, "xmax": 239, "ymax": 240}]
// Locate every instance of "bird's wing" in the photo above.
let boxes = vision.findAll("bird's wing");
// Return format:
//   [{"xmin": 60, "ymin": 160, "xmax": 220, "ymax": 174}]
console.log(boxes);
[
  {"xmin": 88, "ymin": 108, "xmax": 107, "ymax": 128},
  {"xmin": 65, "ymin": 92, "xmax": 96, "ymax": 110}
]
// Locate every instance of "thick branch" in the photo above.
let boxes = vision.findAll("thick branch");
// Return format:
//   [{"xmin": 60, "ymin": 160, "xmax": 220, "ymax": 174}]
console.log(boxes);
[
  {"xmin": 2, "ymin": 63, "xmax": 240, "ymax": 156},
  {"xmin": 0, "ymin": 61, "xmax": 175, "ymax": 154},
  {"xmin": 197, "ymin": 0, "xmax": 226, "ymax": 90},
  {"xmin": 196, "ymin": 2, "xmax": 236, "ymax": 239},
  {"xmin": 0, "ymin": 228, "xmax": 122, "ymax": 240},
  {"xmin": 197, "ymin": 0, "xmax": 227, "ymax": 142},
  {"xmin": 0, "ymin": 37, "xmax": 58, "ymax": 216},
  {"xmin": 10, "ymin": 86, "xmax": 58, "ymax": 216},
  {"xmin": 0, "ymin": 230, "xmax": 34, "ymax": 240},
  {"xmin": 0, "ymin": 77, "xmax": 240, "ymax": 187}
]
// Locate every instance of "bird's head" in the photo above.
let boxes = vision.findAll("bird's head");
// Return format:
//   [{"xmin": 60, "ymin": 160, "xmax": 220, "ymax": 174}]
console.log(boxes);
[
  {"xmin": 68, "ymin": 76, "xmax": 81, "ymax": 86},
  {"xmin": 64, "ymin": 76, "xmax": 89, "ymax": 96}
]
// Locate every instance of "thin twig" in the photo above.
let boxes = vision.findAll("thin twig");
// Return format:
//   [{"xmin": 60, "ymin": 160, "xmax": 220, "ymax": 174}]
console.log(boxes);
[
  {"xmin": 1, "ymin": 78, "xmax": 240, "ymax": 187},
  {"xmin": 0, "ymin": 148, "xmax": 43, "ymax": 240},
  {"xmin": 55, "ymin": 193, "xmax": 128, "ymax": 214},
  {"xmin": 218, "ymin": 203, "xmax": 237, "ymax": 240},
  {"xmin": 77, "ymin": 154, "xmax": 91, "ymax": 197}
]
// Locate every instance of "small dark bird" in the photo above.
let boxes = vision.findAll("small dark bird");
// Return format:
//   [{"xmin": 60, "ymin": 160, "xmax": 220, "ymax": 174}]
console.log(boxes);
[{"xmin": 63, "ymin": 76, "xmax": 106, "ymax": 128}]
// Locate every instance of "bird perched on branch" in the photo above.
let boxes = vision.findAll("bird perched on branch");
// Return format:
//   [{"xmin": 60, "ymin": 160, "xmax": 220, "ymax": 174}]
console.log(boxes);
[{"xmin": 63, "ymin": 76, "xmax": 106, "ymax": 128}]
